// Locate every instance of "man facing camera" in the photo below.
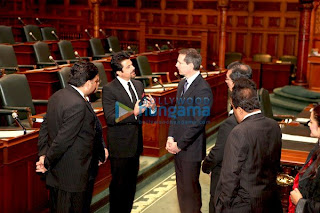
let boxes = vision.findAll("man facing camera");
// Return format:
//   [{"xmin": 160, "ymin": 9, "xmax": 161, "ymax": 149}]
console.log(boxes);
[
  {"xmin": 215, "ymin": 79, "xmax": 282, "ymax": 213},
  {"xmin": 166, "ymin": 48, "xmax": 213, "ymax": 213},
  {"xmin": 36, "ymin": 61, "xmax": 108, "ymax": 213},
  {"xmin": 102, "ymin": 51, "xmax": 156, "ymax": 213}
]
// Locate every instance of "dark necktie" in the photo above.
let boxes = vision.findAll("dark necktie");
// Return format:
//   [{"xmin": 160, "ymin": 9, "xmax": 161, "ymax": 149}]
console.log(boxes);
[
  {"xmin": 181, "ymin": 80, "xmax": 188, "ymax": 96},
  {"xmin": 128, "ymin": 82, "xmax": 137, "ymax": 104}
]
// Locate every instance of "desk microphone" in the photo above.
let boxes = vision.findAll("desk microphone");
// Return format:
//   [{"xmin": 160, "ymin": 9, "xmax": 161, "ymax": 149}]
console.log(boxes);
[
  {"xmin": 29, "ymin": 32, "xmax": 37, "ymax": 41},
  {"xmin": 18, "ymin": 17, "xmax": 26, "ymax": 26},
  {"xmin": 12, "ymin": 112, "xmax": 27, "ymax": 135},
  {"xmin": 51, "ymin": 31, "xmax": 59, "ymax": 40},
  {"xmin": 155, "ymin": 44, "xmax": 161, "ymax": 52},
  {"xmin": 74, "ymin": 51, "xmax": 83, "ymax": 61},
  {"xmin": 109, "ymin": 48, "xmax": 115, "ymax": 54},
  {"xmin": 167, "ymin": 41, "xmax": 174, "ymax": 49},
  {"xmin": 174, "ymin": 72, "xmax": 181, "ymax": 80},
  {"xmin": 84, "ymin": 29, "xmax": 93, "ymax": 39},
  {"xmin": 212, "ymin": 62, "xmax": 221, "ymax": 71},
  {"xmin": 99, "ymin": 29, "xmax": 109, "ymax": 38},
  {"xmin": 200, "ymin": 65, "xmax": 209, "ymax": 78},
  {"xmin": 49, "ymin": 55, "xmax": 59, "ymax": 68},
  {"xmin": 35, "ymin": 17, "xmax": 43, "ymax": 25},
  {"xmin": 153, "ymin": 78, "xmax": 165, "ymax": 91}
]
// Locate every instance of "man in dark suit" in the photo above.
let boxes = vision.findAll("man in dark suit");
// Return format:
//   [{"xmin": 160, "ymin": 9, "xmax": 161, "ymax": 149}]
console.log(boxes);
[
  {"xmin": 202, "ymin": 62, "xmax": 252, "ymax": 213},
  {"xmin": 102, "ymin": 51, "xmax": 156, "ymax": 213},
  {"xmin": 214, "ymin": 79, "xmax": 282, "ymax": 213},
  {"xmin": 36, "ymin": 61, "xmax": 108, "ymax": 213},
  {"xmin": 166, "ymin": 48, "xmax": 213, "ymax": 213}
]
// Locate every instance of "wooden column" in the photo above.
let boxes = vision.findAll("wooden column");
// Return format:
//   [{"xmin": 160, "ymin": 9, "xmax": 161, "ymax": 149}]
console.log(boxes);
[
  {"xmin": 139, "ymin": 21, "xmax": 146, "ymax": 53},
  {"xmin": 218, "ymin": 0, "xmax": 229, "ymax": 69},
  {"xmin": 294, "ymin": 0, "xmax": 314, "ymax": 86},
  {"xmin": 91, "ymin": 0, "xmax": 102, "ymax": 38}
]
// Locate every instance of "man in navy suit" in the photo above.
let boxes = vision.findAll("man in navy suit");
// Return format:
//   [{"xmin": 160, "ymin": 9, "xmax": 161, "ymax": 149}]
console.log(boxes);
[
  {"xmin": 102, "ymin": 51, "xmax": 156, "ymax": 213},
  {"xmin": 36, "ymin": 61, "xmax": 108, "ymax": 213},
  {"xmin": 166, "ymin": 48, "xmax": 213, "ymax": 213}
]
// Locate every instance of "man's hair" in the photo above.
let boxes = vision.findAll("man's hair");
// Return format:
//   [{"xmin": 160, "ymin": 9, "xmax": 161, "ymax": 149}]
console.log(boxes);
[
  {"xmin": 110, "ymin": 51, "xmax": 130, "ymax": 77},
  {"xmin": 227, "ymin": 61, "xmax": 252, "ymax": 81},
  {"xmin": 231, "ymin": 78, "xmax": 260, "ymax": 113},
  {"xmin": 68, "ymin": 61, "xmax": 98, "ymax": 87},
  {"xmin": 178, "ymin": 48, "xmax": 202, "ymax": 70}
]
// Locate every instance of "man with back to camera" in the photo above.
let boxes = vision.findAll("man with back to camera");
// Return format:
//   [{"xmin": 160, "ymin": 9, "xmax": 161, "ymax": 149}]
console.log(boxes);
[
  {"xmin": 214, "ymin": 78, "xmax": 282, "ymax": 213},
  {"xmin": 36, "ymin": 61, "xmax": 108, "ymax": 213},
  {"xmin": 166, "ymin": 48, "xmax": 213, "ymax": 213},
  {"xmin": 202, "ymin": 62, "xmax": 252, "ymax": 213},
  {"xmin": 102, "ymin": 51, "xmax": 156, "ymax": 213}
]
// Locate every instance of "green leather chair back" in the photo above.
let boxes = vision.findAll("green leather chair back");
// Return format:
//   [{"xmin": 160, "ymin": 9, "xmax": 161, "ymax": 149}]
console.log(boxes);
[
  {"xmin": 0, "ymin": 74, "xmax": 35, "ymax": 125},
  {"xmin": 258, "ymin": 88, "xmax": 274, "ymax": 119},
  {"xmin": 57, "ymin": 67, "xmax": 71, "ymax": 89},
  {"xmin": 136, "ymin": 55, "xmax": 152, "ymax": 76},
  {"xmin": 23, "ymin": 25, "xmax": 43, "ymax": 42},
  {"xmin": 58, "ymin": 40, "xmax": 76, "ymax": 60},
  {"xmin": 252, "ymin": 54, "xmax": 272, "ymax": 63},
  {"xmin": 0, "ymin": 45, "xmax": 18, "ymax": 68},
  {"xmin": 225, "ymin": 52, "xmax": 242, "ymax": 67},
  {"xmin": 41, "ymin": 27, "xmax": 58, "ymax": 41},
  {"xmin": 279, "ymin": 55, "xmax": 297, "ymax": 65},
  {"xmin": 90, "ymin": 38, "xmax": 105, "ymax": 56},
  {"xmin": 0, "ymin": 25, "xmax": 15, "ymax": 44},
  {"xmin": 93, "ymin": 62, "xmax": 108, "ymax": 89},
  {"xmin": 107, "ymin": 36, "xmax": 121, "ymax": 53},
  {"xmin": 33, "ymin": 41, "xmax": 51, "ymax": 63}
]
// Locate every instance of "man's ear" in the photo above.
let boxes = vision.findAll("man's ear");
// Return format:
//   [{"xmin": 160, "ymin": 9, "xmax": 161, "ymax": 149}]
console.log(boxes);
[{"xmin": 116, "ymin": 70, "xmax": 122, "ymax": 76}]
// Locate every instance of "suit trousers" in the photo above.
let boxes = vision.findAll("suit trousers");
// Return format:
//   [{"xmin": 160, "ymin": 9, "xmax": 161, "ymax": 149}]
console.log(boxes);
[
  {"xmin": 109, "ymin": 156, "xmax": 140, "ymax": 213},
  {"xmin": 174, "ymin": 157, "xmax": 202, "ymax": 213},
  {"xmin": 49, "ymin": 186, "xmax": 88, "ymax": 213}
]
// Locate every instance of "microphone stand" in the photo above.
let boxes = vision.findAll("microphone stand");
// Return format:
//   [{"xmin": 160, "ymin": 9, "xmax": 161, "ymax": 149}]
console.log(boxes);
[
  {"xmin": 153, "ymin": 78, "xmax": 165, "ymax": 91},
  {"xmin": 12, "ymin": 112, "xmax": 27, "ymax": 135}
]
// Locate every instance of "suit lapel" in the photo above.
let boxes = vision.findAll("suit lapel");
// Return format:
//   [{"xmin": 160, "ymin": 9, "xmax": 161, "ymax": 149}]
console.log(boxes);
[
  {"xmin": 182, "ymin": 74, "xmax": 202, "ymax": 98},
  {"xmin": 177, "ymin": 79, "xmax": 186, "ymax": 98},
  {"xmin": 114, "ymin": 78, "xmax": 135, "ymax": 108},
  {"xmin": 131, "ymin": 80, "xmax": 142, "ymax": 99}
]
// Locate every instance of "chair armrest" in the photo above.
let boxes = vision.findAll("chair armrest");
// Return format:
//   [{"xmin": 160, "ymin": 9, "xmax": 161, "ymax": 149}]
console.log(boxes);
[
  {"xmin": 274, "ymin": 114, "xmax": 295, "ymax": 120},
  {"xmin": 3, "ymin": 106, "xmax": 31, "ymax": 112},
  {"xmin": 152, "ymin": 72, "xmax": 171, "ymax": 83},
  {"xmin": 32, "ymin": 99, "xmax": 48, "ymax": 105},
  {"xmin": 37, "ymin": 62, "xmax": 56, "ymax": 68},
  {"xmin": 55, "ymin": 60, "xmax": 69, "ymax": 65},
  {"xmin": 80, "ymin": 56, "xmax": 92, "ymax": 61},
  {"xmin": 0, "ymin": 109, "xmax": 15, "ymax": 114},
  {"xmin": 18, "ymin": 65, "xmax": 37, "ymax": 69},
  {"xmin": 134, "ymin": 76, "xmax": 154, "ymax": 87},
  {"xmin": 1, "ymin": 67, "xmax": 18, "ymax": 71}
]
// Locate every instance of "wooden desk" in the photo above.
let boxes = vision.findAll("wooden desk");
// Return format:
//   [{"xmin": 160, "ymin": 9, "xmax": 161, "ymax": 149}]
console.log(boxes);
[
  {"xmin": 12, "ymin": 42, "xmax": 37, "ymax": 66},
  {"xmin": 307, "ymin": 56, "xmax": 320, "ymax": 92}
]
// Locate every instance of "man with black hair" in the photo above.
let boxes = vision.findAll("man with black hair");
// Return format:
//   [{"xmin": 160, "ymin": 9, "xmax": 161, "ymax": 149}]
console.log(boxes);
[
  {"xmin": 36, "ymin": 61, "xmax": 108, "ymax": 212},
  {"xmin": 102, "ymin": 51, "xmax": 156, "ymax": 213},
  {"xmin": 214, "ymin": 78, "xmax": 282, "ymax": 213},
  {"xmin": 202, "ymin": 62, "xmax": 252, "ymax": 213}
]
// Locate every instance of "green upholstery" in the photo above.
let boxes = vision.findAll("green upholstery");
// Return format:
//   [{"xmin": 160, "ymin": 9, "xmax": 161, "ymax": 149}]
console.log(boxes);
[
  {"xmin": 258, "ymin": 88, "xmax": 274, "ymax": 119},
  {"xmin": 273, "ymin": 87, "xmax": 320, "ymax": 103},
  {"xmin": 225, "ymin": 52, "xmax": 242, "ymax": 67},
  {"xmin": 92, "ymin": 62, "xmax": 108, "ymax": 89},
  {"xmin": 58, "ymin": 40, "xmax": 76, "ymax": 60},
  {"xmin": 23, "ymin": 25, "xmax": 43, "ymax": 42},
  {"xmin": 0, "ymin": 74, "xmax": 47, "ymax": 127},
  {"xmin": 41, "ymin": 27, "xmax": 58, "ymax": 41},
  {"xmin": 282, "ymin": 85, "xmax": 320, "ymax": 99},
  {"xmin": 107, "ymin": 36, "xmax": 121, "ymax": 53},
  {"xmin": 252, "ymin": 54, "xmax": 272, "ymax": 63},
  {"xmin": 89, "ymin": 38, "xmax": 110, "ymax": 59},
  {"xmin": 0, "ymin": 25, "xmax": 15, "ymax": 44},
  {"xmin": 0, "ymin": 45, "xmax": 35, "ymax": 74},
  {"xmin": 279, "ymin": 55, "xmax": 297, "ymax": 65},
  {"xmin": 33, "ymin": 41, "xmax": 68, "ymax": 68},
  {"xmin": 57, "ymin": 67, "xmax": 71, "ymax": 89}
]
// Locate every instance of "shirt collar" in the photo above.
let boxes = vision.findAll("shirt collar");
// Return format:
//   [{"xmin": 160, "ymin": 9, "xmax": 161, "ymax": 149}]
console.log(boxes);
[
  {"xmin": 185, "ymin": 71, "xmax": 200, "ymax": 85},
  {"xmin": 70, "ymin": 84, "xmax": 88, "ymax": 101},
  {"xmin": 242, "ymin": 110, "xmax": 262, "ymax": 121},
  {"xmin": 117, "ymin": 76, "xmax": 132, "ymax": 87}
]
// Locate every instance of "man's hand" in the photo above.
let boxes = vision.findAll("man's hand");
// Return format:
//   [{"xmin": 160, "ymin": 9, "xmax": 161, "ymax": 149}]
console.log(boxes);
[
  {"xmin": 133, "ymin": 100, "xmax": 147, "ymax": 116},
  {"xmin": 36, "ymin": 155, "xmax": 47, "ymax": 173},
  {"xmin": 166, "ymin": 137, "xmax": 181, "ymax": 154},
  {"xmin": 146, "ymin": 94, "xmax": 156, "ymax": 111},
  {"xmin": 99, "ymin": 148, "xmax": 109, "ymax": 166},
  {"xmin": 290, "ymin": 188, "xmax": 303, "ymax": 205}
]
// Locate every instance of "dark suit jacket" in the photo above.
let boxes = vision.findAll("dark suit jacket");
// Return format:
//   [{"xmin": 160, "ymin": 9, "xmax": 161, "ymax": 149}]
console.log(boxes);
[
  {"xmin": 215, "ymin": 113, "xmax": 282, "ymax": 213},
  {"xmin": 102, "ymin": 78, "xmax": 144, "ymax": 158},
  {"xmin": 296, "ymin": 142, "xmax": 320, "ymax": 213},
  {"xmin": 168, "ymin": 74, "xmax": 213, "ymax": 162},
  {"xmin": 38, "ymin": 85, "xmax": 105, "ymax": 192},
  {"xmin": 202, "ymin": 114, "xmax": 238, "ymax": 195}
]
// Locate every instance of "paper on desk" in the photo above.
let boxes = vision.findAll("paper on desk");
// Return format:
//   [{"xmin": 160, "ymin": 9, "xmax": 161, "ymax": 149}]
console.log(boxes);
[
  {"xmin": 282, "ymin": 133, "xmax": 318, "ymax": 143},
  {"xmin": 152, "ymin": 83, "xmax": 179, "ymax": 88},
  {"xmin": 295, "ymin": 118, "xmax": 310, "ymax": 124},
  {"xmin": 144, "ymin": 88, "xmax": 166, "ymax": 93},
  {"xmin": 0, "ymin": 130, "xmax": 35, "ymax": 139}
]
